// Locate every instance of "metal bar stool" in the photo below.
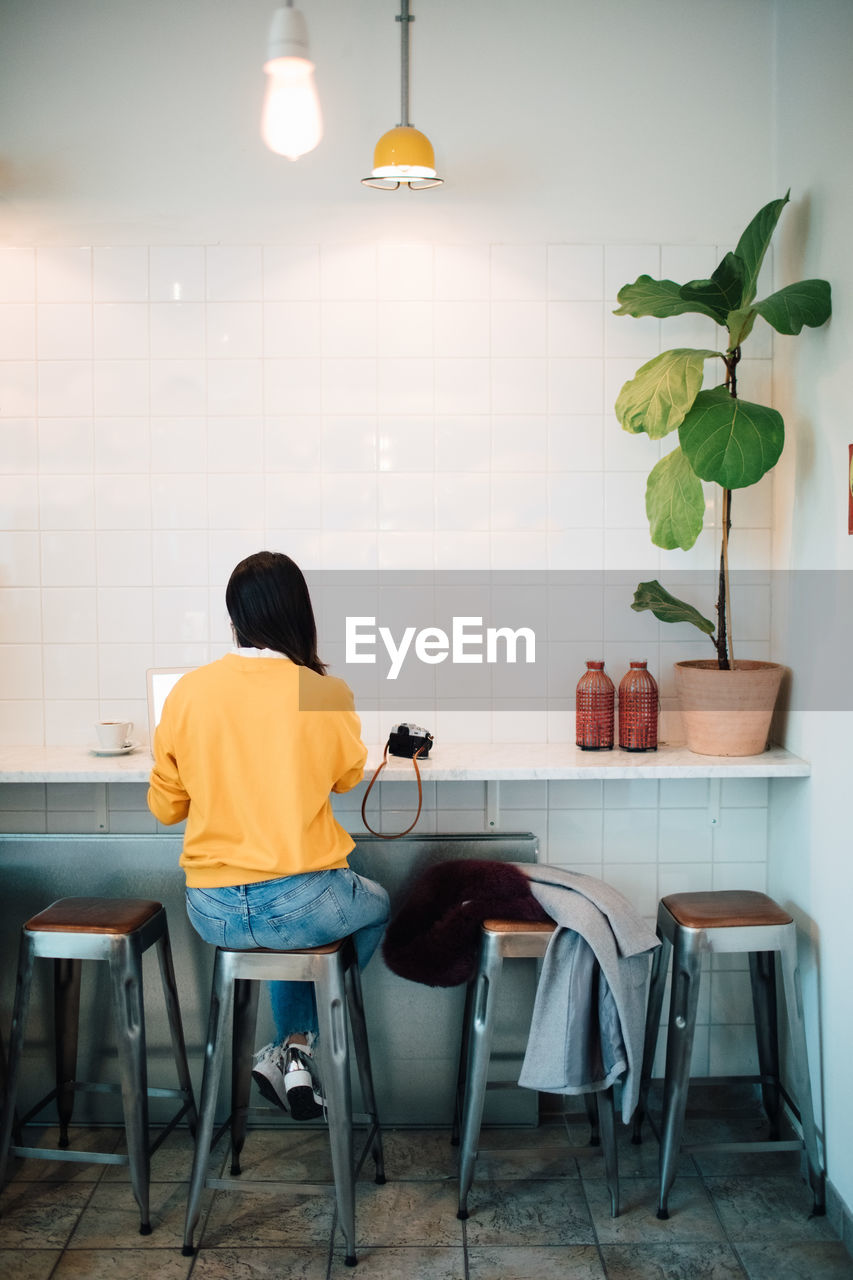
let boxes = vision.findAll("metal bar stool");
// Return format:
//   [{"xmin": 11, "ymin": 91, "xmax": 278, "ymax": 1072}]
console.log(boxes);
[
  {"xmin": 633, "ymin": 890, "xmax": 825, "ymax": 1220},
  {"xmin": 452, "ymin": 919, "xmax": 619, "ymax": 1221},
  {"xmin": 183, "ymin": 936, "xmax": 384, "ymax": 1268},
  {"xmin": 0, "ymin": 897, "xmax": 197, "ymax": 1234}
]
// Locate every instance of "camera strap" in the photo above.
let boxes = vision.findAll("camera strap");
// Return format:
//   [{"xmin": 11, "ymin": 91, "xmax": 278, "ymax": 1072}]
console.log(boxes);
[{"xmin": 360, "ymin": 739, "xmax": 428, "ymax": 839}]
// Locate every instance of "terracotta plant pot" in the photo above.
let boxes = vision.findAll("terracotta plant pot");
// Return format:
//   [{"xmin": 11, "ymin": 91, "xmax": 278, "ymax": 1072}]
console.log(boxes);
[{"xmin": 673, "ymin": 660, "xmax": 786, "ymax": 757}]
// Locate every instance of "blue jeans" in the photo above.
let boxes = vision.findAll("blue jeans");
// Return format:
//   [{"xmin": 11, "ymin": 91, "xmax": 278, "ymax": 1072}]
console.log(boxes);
[{"xmin": 186, "ymin": 868, "xmax": 390, "ymax": 1042}]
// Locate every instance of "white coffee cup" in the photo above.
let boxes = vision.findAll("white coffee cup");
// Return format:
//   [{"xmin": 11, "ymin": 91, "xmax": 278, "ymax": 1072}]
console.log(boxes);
[{"xmin": 95, "ymin": 720, "xmax": 133, "ymax": 750}]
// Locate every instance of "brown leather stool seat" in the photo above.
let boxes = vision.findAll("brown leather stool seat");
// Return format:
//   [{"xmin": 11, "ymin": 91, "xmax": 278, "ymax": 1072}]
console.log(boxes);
[
  {"xmin": 0, "ymin": 897, "xmax": 197, "ymax": 1235},
  {"xmin": 634, "ymin": 889, "xmax": 824, "ymax": 1221}
]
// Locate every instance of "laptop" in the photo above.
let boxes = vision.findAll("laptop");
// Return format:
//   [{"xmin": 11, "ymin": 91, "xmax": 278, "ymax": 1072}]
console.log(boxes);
[{"xmin": 146, "ymin": 668, "xmax": 195, "ymax": 747}]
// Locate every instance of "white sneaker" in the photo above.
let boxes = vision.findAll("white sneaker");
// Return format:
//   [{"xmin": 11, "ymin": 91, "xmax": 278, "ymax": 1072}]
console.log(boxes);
[
  {"xmin": 251, "ymin": 1042, "xmax": 289, "ymax": 1112},
  {"xmin": 282, "ymin": 1038, "xmax": 325, "ymax": 1121}
]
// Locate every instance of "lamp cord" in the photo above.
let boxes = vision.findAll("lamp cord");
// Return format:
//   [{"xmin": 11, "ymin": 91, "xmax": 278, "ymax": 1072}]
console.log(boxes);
[
  {"xmin": 396, "ymin": 0, "xmax": 413, "ymax": 127},
  {"xmin": 360, "ymin": 739, "xmax": 427, "ymax": 839}
]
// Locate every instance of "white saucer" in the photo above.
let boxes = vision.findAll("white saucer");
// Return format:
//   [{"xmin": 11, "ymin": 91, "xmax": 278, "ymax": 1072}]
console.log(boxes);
[{"xmin": 90, "ymin": 741, "xmax": 139, "ymax": 757}]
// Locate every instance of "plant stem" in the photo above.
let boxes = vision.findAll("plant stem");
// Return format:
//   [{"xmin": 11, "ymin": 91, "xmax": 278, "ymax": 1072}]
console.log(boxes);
[{"xmin": 715, "ymin": 346, "xmax": 741, "ymax": 669}]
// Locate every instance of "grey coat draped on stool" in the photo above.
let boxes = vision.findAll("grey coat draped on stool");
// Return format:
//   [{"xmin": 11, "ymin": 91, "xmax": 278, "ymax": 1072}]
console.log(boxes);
[{"xmin": 517, "ymin": 864, "xmax": 659, "ymax": 1122}]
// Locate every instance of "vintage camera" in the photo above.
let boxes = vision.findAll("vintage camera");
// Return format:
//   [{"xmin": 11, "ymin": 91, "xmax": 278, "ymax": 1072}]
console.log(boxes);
[{"xmin": 388, "ymin": 723, "xmax": 434, "ymax": 758}]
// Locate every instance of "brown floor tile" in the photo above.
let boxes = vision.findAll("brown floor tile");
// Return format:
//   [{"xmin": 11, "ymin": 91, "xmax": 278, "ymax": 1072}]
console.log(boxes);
[
  {"xmin": 600, "ymin": 1242, "xmax": 748, "ymax": 1278},
  {"xmin": 104, "ymin": 1127, "xmax": 227, "ymax": 1184},
  {"xmin": 52, "ymin": 1248, "xmax": 195, "ymax": 1278},
  {"xmin": 704, "ymin": 1175, "xmax": 837, "ymax": 1243},
  {"xmin": 0, "ymin": 1249, "xmax": 62, "ymax": 1279},
  {"xmin": 468, "ymin": 1244, "xmax": 605, "ymax": 1279},
  {"xmin": 0, "ymin": 1182, "xmax": 93, "ymax": 1249},
  {"xmin": 355, "ymin": 1179, "xmax": 464, "ymax": 1247},
  {"xmin": 335, "ymin": 1246, "xmax": 465, "ymax": 1279},
  {"xmin": 737, "ymin": 1240, "xmax": 853, "ymax": 1279},
  {"xmin": 66, "ymin": 1181, "xmax": 197, "ymax": 1249},
  {"xmin": 585, "ymin": 1176, "xmax": 726, "ymax": 1244},
  {"xmin": 461, "ymin": 1177, "xmax": 594, "ymax": 1247},
  {"xmin": 200, "ymin": 1185, "xmax": 334, "ymax": 1249},
  {"xmin": 359, "ymin": 1129, "xmax": 458, "ymax": 1181},
  {"xmin": 189, "ymin": 1245, "xmax": 330, "ymax": 1279}
]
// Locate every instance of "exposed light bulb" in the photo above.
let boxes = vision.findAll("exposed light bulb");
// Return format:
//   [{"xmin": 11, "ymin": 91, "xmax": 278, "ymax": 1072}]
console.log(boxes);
[{"xmin": 261, "ymin": 6, "xmax": 323, "ymax": 162}]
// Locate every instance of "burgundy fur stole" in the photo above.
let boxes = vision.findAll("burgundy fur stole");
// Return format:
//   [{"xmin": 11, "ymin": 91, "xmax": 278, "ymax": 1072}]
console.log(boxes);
[{"xmin": 381, "ymin": 858, "xmax": 551, "ymax": 987}]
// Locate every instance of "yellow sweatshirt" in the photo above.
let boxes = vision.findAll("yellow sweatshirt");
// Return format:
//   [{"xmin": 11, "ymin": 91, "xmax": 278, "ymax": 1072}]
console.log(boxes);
[{"xmin": 147, "ymin": 652, "xmax": 367, "ymax": 888}]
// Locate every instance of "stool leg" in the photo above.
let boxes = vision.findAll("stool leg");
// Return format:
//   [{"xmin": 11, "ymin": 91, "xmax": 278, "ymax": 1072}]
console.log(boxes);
[
  {"xmin": 657, "ymin": 933, "xmax": 701, "ymax": 1219},
  {"xmin": 632, "ymin": 932, "xmax": 670, "ymax": 1144},
  {"xmin": 0, "ymin": 934, "xmax": 36, "ymax": 1191},
  {"xmin": 596, "ymin": 1087, "xmax": 620, "ymax": 1218},
  {"xmin": 778, "ymin": 926, "xmax": 826, "ymax": 1215},
  {"xmin": 584, "ymin": 1092, "xmax": 599, "ymax": 1146},
  {"xmin": 457, "ymin": 938, "xmax": 503, "ymax": 1221},
  {"xmin": 451, "ymin": 980, "xmax": 475, "ymax": 1147},
  {"xmin": 109, "ymin": 936, "xmax": 152, "ymax": 1235},
  {"xmin": 344, "ymin": 953, "xmax": 385, "ymax": 1184},
  {"xmin": 749, "ymin": 950, "xmax": 781, "ymax": 1139},
  {"xmin": 154, "ymin": 924, "xmax": 198, "ymax": 1137},
  {"xmin": 230, "ymin": 978, "xmax": 259, "ymax": 1176},
  {"xmin": 54, "ymin": 956, "xmax": 82, "ymax": 1148},
  {"xmin": 184, "ymin": 951, "xmax": 235, "ymax": 1256},
  {"xmin": 316, "ymin": 958, "xmax": 357, "ymax": 1267}
]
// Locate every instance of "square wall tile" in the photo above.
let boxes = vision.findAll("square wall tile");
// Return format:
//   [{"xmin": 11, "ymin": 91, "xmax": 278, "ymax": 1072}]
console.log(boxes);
[
  {"xmin": 490, "ymin": 245, "xmax": 547, "ymax": 300},
  {"xmin": 94, "ymin": 474, "xmax": 151, "ymax": 529},
  {"xmin": 208, "ymin": 473, "xmax": 264, "ymax": 529},
  {"xmin": 434, "ymin": 245, "xmax": 490, "ymax": 300},
  {"xmin": 604, "ymin": 245, "xmax": 661, "ymax": 299},
  {"xmin": 93, "ymin": 303, "xmax": 149, "ymax": 359},
  {"xmin": 377, "ymin": 244, "xmax": 433, "ymax": 300},
  {"xmin": 98, "ymin": 587, "xmax": 153, "ymax": 642},
  {"xmin": 0, "ymin": 248, "xmax": 36, "ymax": 302},
  {"xmin": 149, "ymin": 246, "xmax": 205, "ymax": 302},
  {"xmin": 153, "ymin": 587, "xmax": 209, "ymax": 643},
  {"xmin": 37, "ymin": 247, "xmax": 91, "ymax": 301},
  {"xmin": 38, "ymin": 418, "xmax": 94, "ymax": 473},
  {"xmin": 95, "ymin": 418, "xmax": 151, "ymax": 473},
  {"xmin": 658, "ymin": 807, "xmax": 713, "ymax": 862},
  {"xmin": 377, "ymin": 300, "xmax": 433, "ymax": 357},
  {"xmin": 0, "ymin": 474, "xmax": 36, "ymax": 529},
  {"xmin": 264, "ymin": 300, "xmax": 321, "ymax": 358},
  {"xmin": 320, "ymin": 244, "xmax": 376, "ymax": 300},
  {"xmin": 0, "ymin": 644, "xmax": 44, "ymax": 698},
  {"xmin": 149, "ymin": 302, "xmax": 205, "ymax": 359},
  {"xmin": 549, "ymin": 359, "xmax": 603, "ymax": 414},
  {"xmin": 491, "ymin": 474, "xmax": 548, "ymax": 531},
  {"xmin": 434, "ymin": 416, "xmax": 490, "ymax": 472},
  {"xmin": 38, "ymin": 360, "xmax": 92, "ymax": 416},
  {"xmin": 434, "ymin": 299, "xmax": 489, "ymax": 358},
  {"xmin": 265, "ymin": 472, "xmax": 324, "ymax": 529},
  {"xmin": 435, "ymin": 359, "xmax": 490, "ymax": 414},
  {"xmin": 97, "ymin": 530, "xmax": 152, "ymax": 585},
  {"xmin": 321, "ymin": 358, "xmax": 377, "ymax": 414},
  {"xmin": 43, "ymin": 643, "xmax": 98, "ymax": 699},
  {"xmin": 548, "ymin": 415, "xmax": 604, "ymax": 473},
  {"xmin": 1, "ymin": 418, "xmax": 36, "ymax": 472},
  {"xmin": 152, "ymin": 473, "xmax": 207, "ymax": 529},
  {"xmin": 207, "ymin": 359, "xmax": 263, "ymax": 415},
  {"xmin": 206, "ymin": 302, "xmax": 262, "ymax": 359},
  {"xmin": 548, "ymin": 301, "xmax": 604, "ymax": 358},
  {"xmin": 492, "ymin": 416, "xmax": 547, "ymax": 471},
  {"xmin": 491, "ymin": 358, "xmax": 547, "ymax": 414},
  {"xmin": 491, "ymin": 300, "xmax": 547, "ymax": 358},
  {"xmin": 713, "ymin": 807, "xmax": 767, "ymax": 862},
  {"xmin": 264, "ymin": 415, "xmax": 322, "ymax": 471},
  {"xmin": 603, "ymin": 808, "xmax": 658, "ymax": 861},
  {"xmin": 264, "ymin": 357, "xmax": 321, "ymax": 413},
  {"xmin": 98, "ymin": 642, "xmax": 155, "ymax": 699},
  {"xmin": 39, "ymin": 474, "xmax": 94, "ymax": 529},
  {"xmin": 0, "ymin": 699, "xmax": 44, "ymax": 745},
  {"xmin": 548, "ymin": 473, "xmax": 604, "ymax": 530},
  {"xmin": 150, "ymin": 359, "xmax": 206, "ymax": 415},
  {"xmin": 435, "ymin": 474, "xmax": 490, "ymax": 532},
  {"xmin": 547, "ymin": 807, "xmax": 603, "ymax": 859},
  {"xmin": 42, "ymin": 587, "xmax": 97, "ymax": 642},
  {"xmin": 152, "ymin": 530, "xmax": 208, "ymax": 586},
  {"xmin": 548, "ymin": 245, "xmax": 604, "ymax": 300},
  {"xmin": 206, "ymin": 246, "xmax": 262, "ymax": 300},
  {"xmin": 0, "ymin": 303, "xmax": 36, "ymax": 359},
  {"xmin": 377, "ymin": 359, "xmax": 434, "ymax": 414},
  {"xmin": 377, "ymin": 418, "xmax": 432, "ymax": 472},
  {"xmin": 207, "ymin": 416, "xmax": 263, "ymax": 472},
  {"xmin": 94, "ymin": 360, "xmax": 150, "ymax": 415},
  {"xmin": 93, "ymin": 247, "xmax": 149, "ymax": 302},
  {"xmin": 41, "ymin": 530, "xmax": 95, "ymax": 585},
  {"xmin": 325, "ymin": 413, "xmax": 379, "ymax": 472},
  {"xmin": 263, "ymin": 244, "xmax": 320, "ymax": 300},
  {"xmin": 0, "ymin": 362, "xmax": 37, "ymax": 416},
  {"xmin": 0, "ymin": 533, "xmax": 39, "ymax": 587}
]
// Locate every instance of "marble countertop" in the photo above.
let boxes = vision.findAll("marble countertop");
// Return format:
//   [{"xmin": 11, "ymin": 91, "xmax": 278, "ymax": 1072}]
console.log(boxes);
[{"xmin": 0, "ymin": 741, "xmax": 810, "ymax": 783}]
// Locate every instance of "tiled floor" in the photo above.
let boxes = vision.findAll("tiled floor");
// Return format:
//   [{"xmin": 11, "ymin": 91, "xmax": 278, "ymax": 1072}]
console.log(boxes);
[{"xmin": 1, "ymin": 1099, "xmax": 851, "ymax": 1280}]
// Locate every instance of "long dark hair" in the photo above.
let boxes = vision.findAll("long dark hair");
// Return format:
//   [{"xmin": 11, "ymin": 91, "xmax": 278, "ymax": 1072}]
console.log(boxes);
[{"xmin": 225, "ymin": 551, "xmax": 326, "ymax": 675}]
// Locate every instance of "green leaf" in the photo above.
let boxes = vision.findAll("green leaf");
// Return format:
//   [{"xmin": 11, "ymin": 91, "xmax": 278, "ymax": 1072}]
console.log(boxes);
[
  {"xmin": 679, "ymin": 386, "xmax": 784, "ymax": 489},
  {"xmin": 613, "ymin": 276, "xmax": 721, "ymax": 321},
  {"xmin": 615, "ymin": 348, "xmax": 720, "ymax": 439},
  {"xmin": 679, "ymin": 253, "xmax": 746, "ymax": 322},
  {"xmin": 734, "ymin": 191, "xmax": 789, "ymax": 305},
  {"xmin": 645, "ymin": 447, "xmax": 706, "ymax": 549},
  {"xmin": 752, "ymin": 279, "xmax": 832, "ymax": 335},
  {"xmin": 631, "ymin": 579, "xmax": 716, "ymax": 635},
  {"xmin": 726, "ymin": 306, "xmax": 757, "ymax": 348}
]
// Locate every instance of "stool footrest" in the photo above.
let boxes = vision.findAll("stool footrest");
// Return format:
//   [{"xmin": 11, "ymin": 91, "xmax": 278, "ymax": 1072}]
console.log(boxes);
[
  {"xmin": 683, "ymin": 1139, "xmax": 804, "ymax": 1154},
  {"xmin": 11, "ymin": 1145, "xmax": 130, "ymax": 1166}
]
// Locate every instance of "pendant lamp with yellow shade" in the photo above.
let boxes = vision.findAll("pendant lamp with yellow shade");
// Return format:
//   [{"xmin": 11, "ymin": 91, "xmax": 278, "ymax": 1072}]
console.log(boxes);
[{"xmin": 362, "ymin": 0, "xmax": 443, "ymax": 190}]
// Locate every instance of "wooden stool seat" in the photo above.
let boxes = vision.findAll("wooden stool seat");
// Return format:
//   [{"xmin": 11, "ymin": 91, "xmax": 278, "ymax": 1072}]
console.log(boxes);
[
  {"xmin": 26, "ymin": 898, "xmax": 162, "ymax": 935},
  {"xmin": 662, "ymin": 890, "xmax": 793, "ymax": 931},
  {"xmin": 482, "ymin": 919, "xmax": 556, "ymax": 934}
]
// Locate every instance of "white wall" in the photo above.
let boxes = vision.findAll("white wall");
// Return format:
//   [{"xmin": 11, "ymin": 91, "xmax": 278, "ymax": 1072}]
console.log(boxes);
[{"xmin": 770, "ymin": 0, "xmax": 853, "ymax": 1230}]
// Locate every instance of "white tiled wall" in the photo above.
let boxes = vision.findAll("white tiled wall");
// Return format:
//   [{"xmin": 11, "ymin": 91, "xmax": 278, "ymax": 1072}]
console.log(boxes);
[{"xmin": 0, "ymin": 240, "xmax": 773, "ymax": 747}]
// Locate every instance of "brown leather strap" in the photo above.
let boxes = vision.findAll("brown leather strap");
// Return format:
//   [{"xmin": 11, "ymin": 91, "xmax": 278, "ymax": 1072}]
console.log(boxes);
[
  {"xmin": 662, "ymin": 890, "xmax": 792, "ymax": 930},
  {"xmin": 360, "ymin": 740, "xmax": 426, "ymax": 839},
  {"xmin": 25, "ymin": 898, "xmax": 163, "ymax": 935},
  {"xmin": 483, "ymin": 919, "xmax": 556, "ymax": 934}
]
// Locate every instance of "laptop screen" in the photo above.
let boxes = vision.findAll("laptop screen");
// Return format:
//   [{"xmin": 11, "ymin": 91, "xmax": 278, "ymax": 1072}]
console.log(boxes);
[{"xmin": 146, "ymin": 668, "xmax": 195, "ymax": 746}]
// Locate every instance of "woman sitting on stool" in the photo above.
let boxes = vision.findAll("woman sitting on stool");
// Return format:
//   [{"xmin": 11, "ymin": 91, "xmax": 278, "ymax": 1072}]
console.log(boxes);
[{"xmin": 147, "ymin": 550, "xmax": 389, "ymax": 1119}]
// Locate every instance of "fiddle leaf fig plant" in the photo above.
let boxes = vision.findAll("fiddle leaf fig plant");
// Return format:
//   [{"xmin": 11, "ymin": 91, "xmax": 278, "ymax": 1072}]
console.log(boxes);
[{"xmin": 614, "ymin": 191, "xmax": 831, "ymax": 668}]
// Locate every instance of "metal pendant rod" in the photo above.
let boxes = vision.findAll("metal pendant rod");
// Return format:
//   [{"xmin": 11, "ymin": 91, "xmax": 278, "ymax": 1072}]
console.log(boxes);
[{"xmin": 396, "ymin": 0, "xmax": 414, "ymax": 126}]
